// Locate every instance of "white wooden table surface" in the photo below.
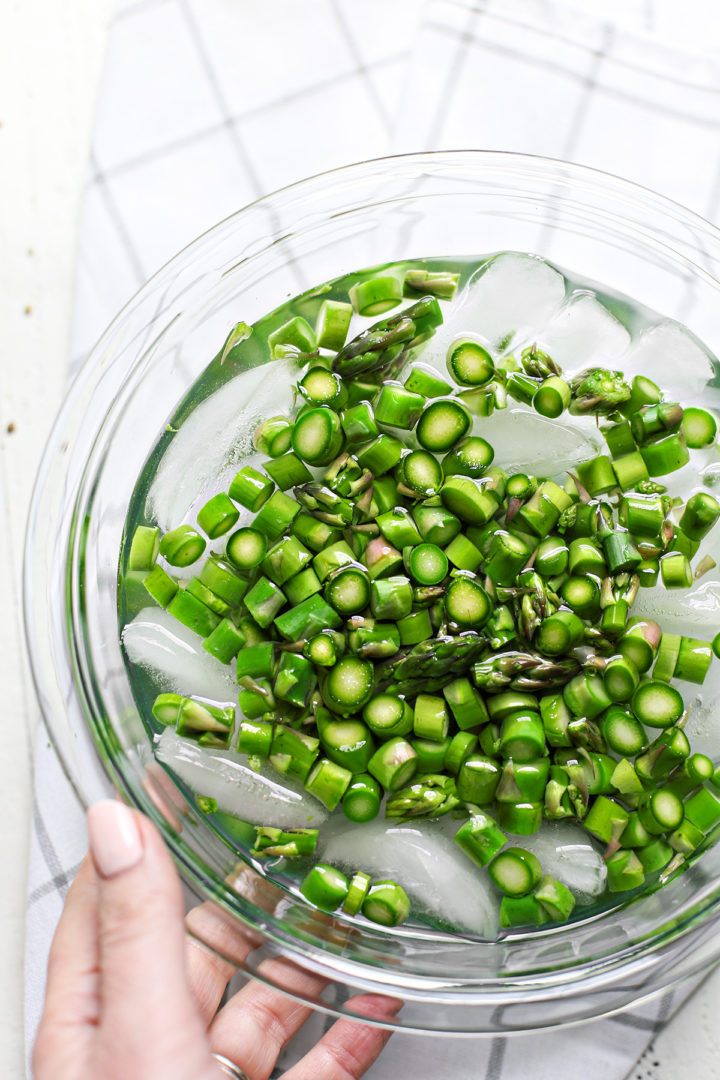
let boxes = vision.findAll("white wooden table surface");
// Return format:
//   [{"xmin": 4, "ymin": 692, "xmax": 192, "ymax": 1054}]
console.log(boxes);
[
  {"xmin": 0, "ymin": 2, "xmax": 113, "ymax": 1076},
  {"xmin": 3, "ymin": 2, "xmax": 720, "ymax": 1078}
]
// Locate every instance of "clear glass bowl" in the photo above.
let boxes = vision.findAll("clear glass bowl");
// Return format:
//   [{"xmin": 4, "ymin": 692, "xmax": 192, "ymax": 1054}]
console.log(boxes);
[{"xmin": 24, "ymin": 151, "xmax": 720, "ymax": 1036}]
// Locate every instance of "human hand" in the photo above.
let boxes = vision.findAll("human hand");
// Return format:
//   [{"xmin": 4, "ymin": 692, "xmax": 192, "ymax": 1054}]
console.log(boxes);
[{"xmin": 33, "ymin": 800, "xmax": 399, "ymax": 1080}]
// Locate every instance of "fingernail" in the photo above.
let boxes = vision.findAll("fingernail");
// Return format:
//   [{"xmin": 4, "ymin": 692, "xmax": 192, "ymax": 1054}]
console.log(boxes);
[{"xmin": 87, "ymin": 800, "xmax": 143, "ymax": 878}]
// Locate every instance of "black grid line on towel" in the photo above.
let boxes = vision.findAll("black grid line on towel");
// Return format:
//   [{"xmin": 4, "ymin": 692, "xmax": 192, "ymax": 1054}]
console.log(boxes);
[
  {"xmin": 330, "ymin": 0, "xmax": 394, "ymax": 132},
  {"xmin": 610, "ymin": 990, "xmax": 675, "ymax": 1033},
  {"xmin": 437, "ymin": 0, "xmax": 720, "ymax": 95},
  {"xmin": 177, "ymin": 0, "xmax": 265, "ymax": 199},
  {"xmin": 27, "ymin": 3, "xmax": 720, "ymax": 1077},
  {"xmin": 426, "ymin": 16, "xmax": 720, "ymax": 117},
  {"xmin": 424, "ymin": 0, "xmax": 487, "ymax": 148},
  {"xmin": 89, "ymin": 153, "xmax": 148, "ymax": 285},
  {"xmin": 32, "ymin": 802, "xmax": 75, "ymax": 903},
  {"xmin": 558, "ymin": 21, "xmax": 616, "ymax": 161},
  {"xmin": 85, "ymin": 0, "xmax": 414, "ymax": 306},
  {"xmin": 91, "ymin": 54, "xmax": 405, "ymax": 182},
  {"xmin": 644, "ymin": 0, "xmax": 656, "ymax": 32},
  {"xmin": 484, "ymin": 1036, "xmax": 506, "ymax": 1080},
  {"xmin": 28, "ymin": 863, "xmax": 84, "ymax": 909}
]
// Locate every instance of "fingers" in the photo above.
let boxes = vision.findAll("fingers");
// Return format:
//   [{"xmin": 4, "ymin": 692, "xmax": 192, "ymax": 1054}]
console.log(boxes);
[
  {"xmin": 184, "ymin": 903, "xmax": 243, "ymax": 1024},
  {"xmin": 209, "ymin": 956, "xmax": 327, "ymax": 1080},
  {"xmin": 184, "ymin": 897, "xmax": 269, "ymax": 1024},
  {"xmin": 33, "ymin": 858, "xmax": 99, "ymax": 1079},
  {"xmin": 88, "ymin": 800, "xmax": 185, "ymax": 1005},
  {"xmin": 281, "ymin": 994, "xmax": 401, "ymax": 1080},
  {"xmin": 86, "ymin": 800, "xmax": 214, "ymax": 1073},
  {"xmin": 38, "ymin": 802, "xmax": 399, "ymax": 1080},
  {"xmin": 41, "ymin": 857, "xmax": 100, "ymax": 1026},
  {"xmin": 186, "ymin": 937, "xmax": 236, "ymax": 1026}
]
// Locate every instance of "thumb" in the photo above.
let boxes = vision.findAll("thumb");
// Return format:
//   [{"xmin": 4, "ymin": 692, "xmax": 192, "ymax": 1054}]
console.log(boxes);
[{"xmin": 87, "ymin": 801, "xmax": 213, "ymax": 1073}]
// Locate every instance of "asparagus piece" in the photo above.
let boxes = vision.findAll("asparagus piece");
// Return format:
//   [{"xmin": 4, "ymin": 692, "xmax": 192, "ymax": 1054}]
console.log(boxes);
[
  {"xmin": 472, "ymin": 651, "xmax": 581, "ymax": 692},
  {"xmin": 362, "ymin": 880, "xmax": 411, "ymax": 926},
  {"xmin": 520, "ymin": 343, "xmax": 561, "ymax": 379},
  {"xmin": 385, "ymin": 774, "xmax": 459, "ymax": 819},
  {"xmin": 137, "ymin": 258, "xmax": 720, "ymax": 939},
  {"xmin": 569, "ymin": 368, "xmax": 632, "ymax": 415},
  {"xmin": 252, "ymin": 827, "xmax": 318, "ymax": 858},
  {"xmin": 378, "ymin": 632, "xmax": 487, "ymax": 695},
  {"xmin": 332, "ymin": 296, "xmax": 442, "ymax": 378}
]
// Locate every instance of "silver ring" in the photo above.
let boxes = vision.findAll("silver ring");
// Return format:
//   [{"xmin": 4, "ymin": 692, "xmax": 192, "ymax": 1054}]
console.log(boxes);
[{"xmin": 213, "ymin": 1052, "xmax": 249, "ymax": 1079}]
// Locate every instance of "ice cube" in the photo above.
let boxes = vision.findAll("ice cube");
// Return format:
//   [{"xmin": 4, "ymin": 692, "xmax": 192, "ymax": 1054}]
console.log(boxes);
[
  {"xmin": 122, "ymin": 606, "xmax": 237, "ymax": 702},
  {"xmin": 320, "ymin": 817, "xmax": 499, "ymax": 936},
  {"xmin": 415, "ymin": 253, "xmax": 567, "ymax": 376},
  {"xmin": 680, "ymin": 693, "xmax": 720, "ymax": 758},
  {"xmin": 147, "ymin": 359, "xmax": 297, "ymax": 531},
  {"xmin": 520, "ymin": 823, "xmax": 607, "ymax": 904},
  {"xmin": 155, "ymin": 729, "xmax": 327, "ymax": 827},
  {"xmin": 534, "ymin": 291, "xmax": 630, "ymax": 374},
  {"xmin": 631, "ymin": 579, "xmax": 720, "ymax": 757},
  {"xmin": 631, "ymin": 578, "xmax": 720, "ymax": 637},
  {"xmin": 623, "ymin": 321, "xmax": 714, "ymax": 398},
  {"xmin": 471, "ymin": 407, "xmax": 604, "ymax": 479},
  {"xmin": 455, "ymin": 253, "xmax": 566, "ymax": 351}
]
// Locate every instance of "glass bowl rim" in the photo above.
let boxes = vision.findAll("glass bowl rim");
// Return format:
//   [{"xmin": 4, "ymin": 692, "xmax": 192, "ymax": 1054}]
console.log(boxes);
[{"xmin": 24, "ymin": 148, "xmax": 720, "ymax": 1029}]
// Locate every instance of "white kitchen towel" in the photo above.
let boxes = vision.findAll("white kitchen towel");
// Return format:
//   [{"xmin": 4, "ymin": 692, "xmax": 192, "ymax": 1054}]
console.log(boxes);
[
  {"xmin": 395, "ymin": 0, "xmax": 720, "ymax": 220},
  {"xmin": 66, "ymin": 0, "xmax": 422, "ymax": 374},
  {"xmin": 25, "ymin": 0, "xmax": 720, "ymax": 1076}
]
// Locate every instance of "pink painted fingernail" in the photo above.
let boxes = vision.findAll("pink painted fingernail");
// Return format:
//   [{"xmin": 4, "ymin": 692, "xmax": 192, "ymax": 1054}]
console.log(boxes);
[{"xmin": 87, "ymin": 800, "xmax": 143, "ymax": 878}]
